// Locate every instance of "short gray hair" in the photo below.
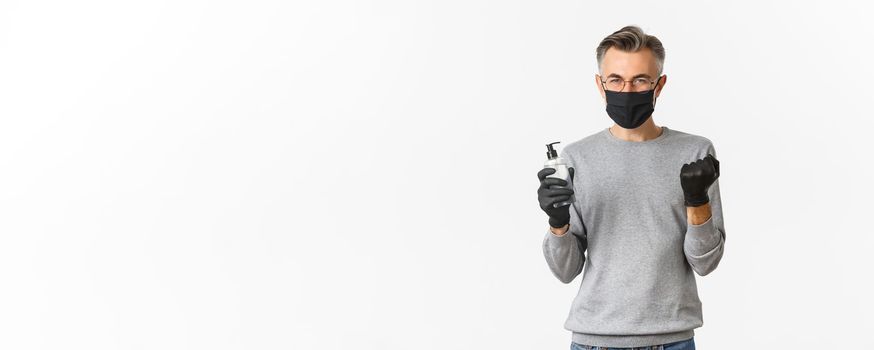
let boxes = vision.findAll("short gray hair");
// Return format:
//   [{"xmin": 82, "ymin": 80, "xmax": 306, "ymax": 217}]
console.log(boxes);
[{"xmin": 596, "ymin": 25, "xmax": 665, "ymax": 75}]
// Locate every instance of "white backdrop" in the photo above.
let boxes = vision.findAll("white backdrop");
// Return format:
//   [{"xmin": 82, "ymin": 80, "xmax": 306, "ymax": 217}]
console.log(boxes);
[{"xmin": 1, "ymin": 0, "xmax": 872, "ymax": 349}]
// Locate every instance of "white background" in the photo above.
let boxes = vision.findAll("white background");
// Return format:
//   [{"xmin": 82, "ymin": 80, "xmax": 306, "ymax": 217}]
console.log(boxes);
[{"xmin": 1, "ymin": 0, "xmax": 872, "ymax": 349}]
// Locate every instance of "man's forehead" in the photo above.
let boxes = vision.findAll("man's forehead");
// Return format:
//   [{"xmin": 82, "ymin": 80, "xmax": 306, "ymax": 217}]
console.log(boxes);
[{"xmin": 600, "ymin": 47, "xmax": 660, "ymax": 77}]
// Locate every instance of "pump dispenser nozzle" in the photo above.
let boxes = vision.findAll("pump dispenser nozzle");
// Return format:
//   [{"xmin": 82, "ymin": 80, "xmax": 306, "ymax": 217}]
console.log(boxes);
[{"xmin": 546, "ymin": 142, "xmax": 560, "ymax": 160}]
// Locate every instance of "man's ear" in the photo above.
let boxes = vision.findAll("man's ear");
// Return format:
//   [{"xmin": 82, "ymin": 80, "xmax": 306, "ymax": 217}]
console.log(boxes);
[
  {"xmin": 595, "ymin": 74, "xmax": 606, "ymax": 102},
  {"xmin": 654, "ymin": 74, "xmax": 667, "ymax": 98}
]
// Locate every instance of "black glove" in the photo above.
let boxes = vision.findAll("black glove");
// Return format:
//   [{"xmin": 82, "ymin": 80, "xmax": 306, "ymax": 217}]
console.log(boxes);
[
  {"xmin": 680, "ymin": 153, "xmax": 720, "ymax": 207},
  {"xmin": 537, "ymin": 167, "xmax": 576, "ymax": 228}
]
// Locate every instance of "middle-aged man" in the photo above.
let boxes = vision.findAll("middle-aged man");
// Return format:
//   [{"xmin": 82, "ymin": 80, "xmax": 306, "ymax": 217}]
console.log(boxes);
[{"xmin": 537, "ymin": 25, "xmax": 725, "ymax": 350}]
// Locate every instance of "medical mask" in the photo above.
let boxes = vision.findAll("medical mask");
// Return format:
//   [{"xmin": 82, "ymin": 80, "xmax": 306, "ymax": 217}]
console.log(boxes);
[{"xmin": 604, "ymin": 89, "xmax": 656, "ymax": 129}]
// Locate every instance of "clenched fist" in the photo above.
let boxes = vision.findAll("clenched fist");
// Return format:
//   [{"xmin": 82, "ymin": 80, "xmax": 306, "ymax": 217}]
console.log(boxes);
[{"xmin": 680, "ymin": 153, "xmax": 720, "ymax": 207}]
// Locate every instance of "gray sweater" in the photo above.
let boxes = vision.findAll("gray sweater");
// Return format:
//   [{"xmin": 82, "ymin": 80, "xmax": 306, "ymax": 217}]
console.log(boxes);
[{"xmin": 542, "ymin": 126, "xmax": 725, "ymax": 347}]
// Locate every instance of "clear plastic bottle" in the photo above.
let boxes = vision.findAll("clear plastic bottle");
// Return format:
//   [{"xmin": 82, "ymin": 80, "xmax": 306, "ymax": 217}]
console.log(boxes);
[{"xmin": 544, "ymin": 141, "xmax": 575, "ymax": 208}]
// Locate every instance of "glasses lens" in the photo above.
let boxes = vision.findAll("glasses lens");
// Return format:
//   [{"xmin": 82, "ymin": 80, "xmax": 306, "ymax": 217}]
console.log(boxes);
[
  {"xmin": 631, "ymin": 78, "xmax": 655, "ymax": 92},
  {"xmin": 604, "ymin": 78, "xmax": 624, "ymax": 92}
]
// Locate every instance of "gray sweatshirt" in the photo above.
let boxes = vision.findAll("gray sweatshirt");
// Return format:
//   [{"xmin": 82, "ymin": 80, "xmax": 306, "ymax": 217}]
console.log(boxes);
[{"xmin": 542, "ymin": 126, "xmax": 725, "ymax": 347}]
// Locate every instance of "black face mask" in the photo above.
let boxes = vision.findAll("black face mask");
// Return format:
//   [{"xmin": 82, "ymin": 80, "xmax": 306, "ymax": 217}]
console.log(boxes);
[{"xmin": 604, "ymin": 88, "xmax": 656, "ymax": 129}]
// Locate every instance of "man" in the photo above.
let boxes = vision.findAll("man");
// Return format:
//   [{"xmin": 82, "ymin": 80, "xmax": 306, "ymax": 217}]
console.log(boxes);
[{"xmin": 537, "ymin": 25, "xmax": 724, "ymax": 350}]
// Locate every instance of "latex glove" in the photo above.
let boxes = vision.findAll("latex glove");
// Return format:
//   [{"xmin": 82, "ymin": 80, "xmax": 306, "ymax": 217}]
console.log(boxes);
[
  {"xmin": 680, "ymin": 153, "xmax": 720, "ymax": 207},
  {"xmin": 537, "ymin": 167, "xmax": 576, "ymax": 228}
]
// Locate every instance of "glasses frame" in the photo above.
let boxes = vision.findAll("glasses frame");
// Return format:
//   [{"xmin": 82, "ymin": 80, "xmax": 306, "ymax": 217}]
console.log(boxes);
[{"xmin": 600, "ymin": 75, "xmax": 664, "ymax": 93}]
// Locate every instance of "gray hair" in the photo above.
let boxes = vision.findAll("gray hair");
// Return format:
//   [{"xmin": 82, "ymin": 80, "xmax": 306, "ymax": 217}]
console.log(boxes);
[{"xmin": 596, "ymin": 25, "xmax": 665, "ymax": 75}]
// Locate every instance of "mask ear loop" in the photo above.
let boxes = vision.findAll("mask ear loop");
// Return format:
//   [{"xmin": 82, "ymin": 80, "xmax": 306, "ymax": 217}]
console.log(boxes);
[{"xmin": 652, "ymin": 75, "xmax": 663, "ymax": 108}]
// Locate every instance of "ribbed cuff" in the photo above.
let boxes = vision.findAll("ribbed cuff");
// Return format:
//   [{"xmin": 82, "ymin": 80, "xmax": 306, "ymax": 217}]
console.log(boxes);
[
  {"xmin": 685, "ymin": 215, "xmax": 720, "ymax": 255},
  {"xmin": 546, "ymin": 227, "xmax": 574, "ymax": 240}
]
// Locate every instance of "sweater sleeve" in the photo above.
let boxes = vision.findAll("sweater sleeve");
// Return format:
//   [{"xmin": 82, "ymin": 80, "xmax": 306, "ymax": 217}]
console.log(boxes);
[
  {"xmin": 683, "ymin": 143, "xmax": 726, "ymax": 276},
  {"xmin": 542, "ymin": 149, "xmax": 588, "ymax": 284},
  {"xmin": 542, "ymin": 204, "xmax": 587, "ymax": 284}
]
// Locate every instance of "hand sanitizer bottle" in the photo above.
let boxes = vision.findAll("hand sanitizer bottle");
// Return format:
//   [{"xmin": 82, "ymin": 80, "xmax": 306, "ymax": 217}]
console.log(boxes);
[{"xmin": 544, "ymin": 142, "xmax": 575, "ymax": 208}]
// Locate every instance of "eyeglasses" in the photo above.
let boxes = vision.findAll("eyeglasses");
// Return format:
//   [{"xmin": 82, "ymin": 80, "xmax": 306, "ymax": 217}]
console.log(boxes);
[{"xmin": 600, "ymin": 75, "xmax": 662, "ymax": 93}]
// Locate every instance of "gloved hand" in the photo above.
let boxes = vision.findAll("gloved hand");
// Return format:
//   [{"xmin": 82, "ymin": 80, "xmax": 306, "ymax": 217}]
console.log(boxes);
[
  {"xmin": 680, "ymin": 153, "xmax": 720, "ymax": 207},
  {"xmin": 537, "ymin": 167, "xmax": 576, "ymax": 228}
]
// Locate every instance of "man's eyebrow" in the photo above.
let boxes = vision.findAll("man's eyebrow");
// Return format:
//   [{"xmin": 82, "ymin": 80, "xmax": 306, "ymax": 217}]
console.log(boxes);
[{"xmin": 606, "ymin": 73, "xmax": 654, "ymax": 79}]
